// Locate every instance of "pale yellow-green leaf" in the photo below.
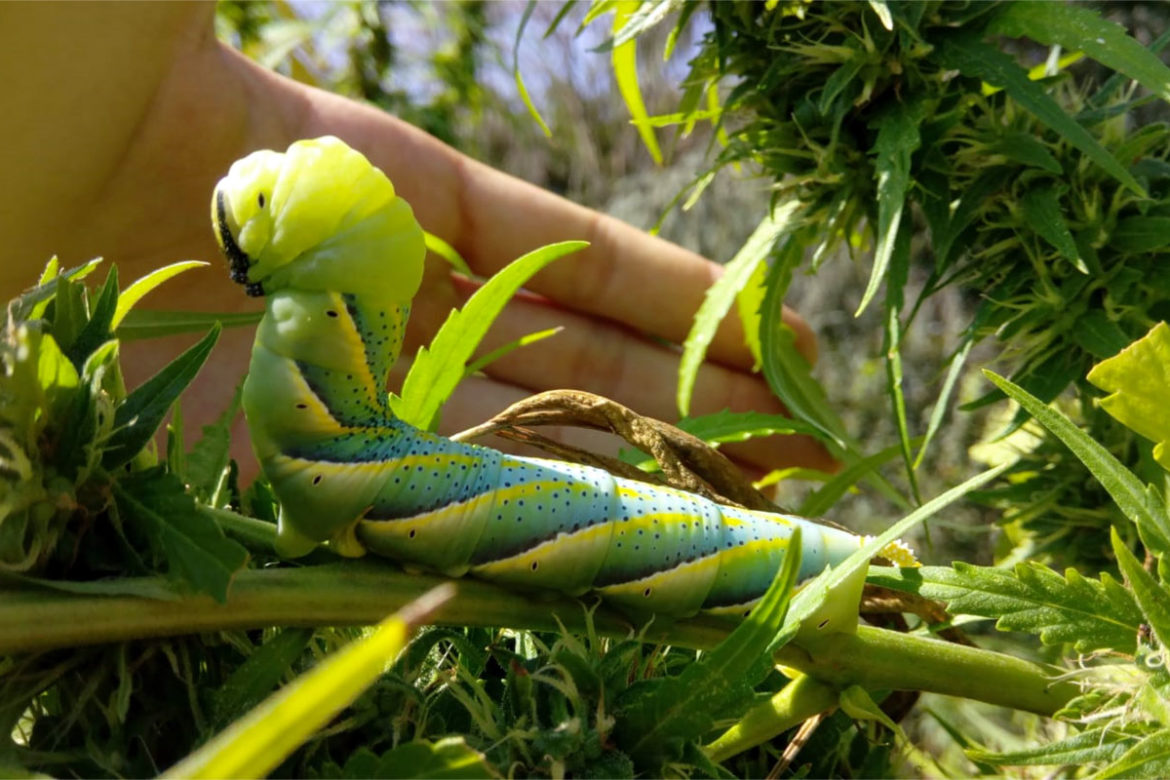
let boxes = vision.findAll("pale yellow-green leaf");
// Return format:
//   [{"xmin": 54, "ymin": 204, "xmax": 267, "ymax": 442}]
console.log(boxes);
[
  {"xmin": 162, "ymin": 586, "xmax": 452, "ymax": 779},
  {"xmin": 113, "ymin": 261, "xmax": 209, "ymax": 329},
  {"xmin": 613, "ymin": 1, "xmax": 663, "ymax": 164},
  {"xmin": 424, "ymin": 232, "xmax": 472, "ymax": 275},
  {"xmin": 1087, "ymin": 322, "xmax": 1170, "ymax": 472}
]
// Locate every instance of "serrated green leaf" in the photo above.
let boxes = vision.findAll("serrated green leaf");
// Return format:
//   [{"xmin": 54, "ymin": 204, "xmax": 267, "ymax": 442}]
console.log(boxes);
[
  {"xmin": 393, "ymin": 242, "xmax": 586, "ymax": 430},
  {"xmin": 211, "ymin": 628, "xmax": 314, "ymax": 729},
  {"xmin": 1111, "ymin": 528, "xmax": 1170, "ymax": 654},
  {"xmin": 186, "ymin": 381, "xmax": 243, "ymax": 505},
  {"xmin": 1111, "ymin": 216, "xmax": 1170, "ymax": 253},
  {"xmin": 994, "ymin": 132, "xmax": 1063, "ymax": 174},
  {"xmin": 759, "ymin": 243, "xmax": 843, "ymax": 447},
  {"xmin": 937, "ymin": 34, "xmax": 1144, "ymax": 196},
  {"xmin": 1088, "ymin": 322, "xmax": 1170, "ymax": 471},
  {"xmin": 1073, "ymin": 309, "xmax": 1131, "ymax": 359},
  {"xmin": 1095, "ymin": 729, "xmax": 1170, "ymax": 779},
  {"xmin": 49, "ymin": 277, "xmax": 86, "ymax": 359},
  {"xmin": 857, "ymin": 99, "xmax": 925, "ymax": 316},
  {"xmin": 1021, "ymin": 185, "xmax": 1085, "ymax": 272},
  {"xmin": 619, "ymin": 528, "xmax": 802, "ymax": 765},
  {"xmin": 760, "ymin": 243, "xmax": 908, "ymax": 509},
  {"xmin": 112, "ymin": 261, "xmax": 209, "ymax": 329},
  {"xmin": 678, "ymin": 201, "xmax": 800, "ymax": 415},
  {"xmin": 103, "ymin": 324, "xmax": 221, "ymax": 469},
  {"xmin": 67, "ymin": 266, "xmax": 120, "ymax": 369},
  {"xmin": 968, "ymin": 727, "xmax": 1136, "ymax": 767},
  {"xmin": 115, "ymin": 309, "xmax": 261, "ymax": 341},
  {"xmin": 7, "ymin": 257, "xmax": 102, "ymax": 325},
  {"xmin": 613, "ymin": 1, "xmax": 663, "ymax": 164},
  {"xmin": 819, "ymin": 56, "xmax": 866, "ymax": 114},
  {"xmin": 989, "ymin": 3, "xmax": 1170, "ymax": 105},
  {"xmin": 735, "ymin": 250, "xmax": 767, "ymax": 371},
  {"xmin": 986, "ymin": 370, "xmax": 1170, "ymax": 558},
  {"xmin": 112, "ymin": 468, "xmax": 247, "ymax": 602},
  {"xmin": 868, "ymin": 562, "xmax": 1143, "ymax": 653},
  {"xmin": 162, "ymin": 587, "xmax": 451, "ymax": 779}
]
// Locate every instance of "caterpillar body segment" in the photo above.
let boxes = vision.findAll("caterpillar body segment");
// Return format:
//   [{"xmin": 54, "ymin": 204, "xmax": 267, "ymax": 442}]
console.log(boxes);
[{"xmin": 214, "ymin": 136, "xmax": 916, "ymax": 618}]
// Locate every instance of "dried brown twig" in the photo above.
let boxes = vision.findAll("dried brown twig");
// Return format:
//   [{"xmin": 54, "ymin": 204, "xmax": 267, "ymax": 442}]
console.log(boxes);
[{"xmin": 452, "ymin": 388, "xmax": 777, "ymax": 511}]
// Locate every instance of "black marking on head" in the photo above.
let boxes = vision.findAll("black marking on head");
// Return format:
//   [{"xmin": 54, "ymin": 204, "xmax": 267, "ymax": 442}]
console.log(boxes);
[{"xmin": 215, "ymin": 189, "xmax": 257, "ymax": 292}]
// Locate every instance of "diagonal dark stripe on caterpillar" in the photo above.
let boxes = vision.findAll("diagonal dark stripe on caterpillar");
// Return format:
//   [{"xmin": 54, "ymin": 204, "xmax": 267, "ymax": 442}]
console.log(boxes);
[{"xmin": 213, "ymin": 136, "xmax": 917, "ymax": 618}]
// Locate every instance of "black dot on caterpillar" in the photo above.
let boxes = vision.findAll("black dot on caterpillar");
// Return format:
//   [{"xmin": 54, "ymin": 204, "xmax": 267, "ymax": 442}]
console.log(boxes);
[
  {"xmin": 295, "ymin": 403, "xmax": 307, "ymax": 409},
  {"xmin": 530, "ymin": 561, "xmax": 539, "ymax": 571},
  {"xmin": 326, "ymin": 310, "xmax": 339, "ymax": 318},
  {"xmin": 312, "ymin": 475, "xmax": 322, "ymax": 485},
  {"xmin": 258, "ymin": 192, "xmax": 266, "ymax": 208},
  {"xmin": 409, "ymin": 529, "xmax": 416, "ymax": 538}
]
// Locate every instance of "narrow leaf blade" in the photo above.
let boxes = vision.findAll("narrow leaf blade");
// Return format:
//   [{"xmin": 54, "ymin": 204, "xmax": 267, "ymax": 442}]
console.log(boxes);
[
  {"xmin": 394, "ymin": 241, "xmax": 586, "ymax": 429},
  {"xmin": 678, "ymin": 202, "xmax": 800, "ymax": 415}
]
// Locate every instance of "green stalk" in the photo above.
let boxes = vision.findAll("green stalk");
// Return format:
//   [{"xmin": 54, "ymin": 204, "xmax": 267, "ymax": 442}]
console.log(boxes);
[{"xmin": 0, "ymin": 563, "xmax": 1075, "ymax": 716}]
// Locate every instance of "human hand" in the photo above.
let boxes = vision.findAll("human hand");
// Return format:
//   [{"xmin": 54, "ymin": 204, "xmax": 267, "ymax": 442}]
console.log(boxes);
[{"xmin": 0, "ymin": 3, "xmax": 834, "ymax": 479}]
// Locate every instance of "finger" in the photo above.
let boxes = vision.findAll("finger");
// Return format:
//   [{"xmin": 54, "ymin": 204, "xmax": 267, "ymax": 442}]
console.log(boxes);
[{"xmin": 453, "ymin": 164, "xmax": 817, "ymax": 367}]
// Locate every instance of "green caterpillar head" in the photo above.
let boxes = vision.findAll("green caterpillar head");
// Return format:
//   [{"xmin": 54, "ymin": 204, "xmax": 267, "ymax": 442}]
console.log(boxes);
[{"xmin": 212, "ymin": 136, "xmax": 425, "ymax": 301}]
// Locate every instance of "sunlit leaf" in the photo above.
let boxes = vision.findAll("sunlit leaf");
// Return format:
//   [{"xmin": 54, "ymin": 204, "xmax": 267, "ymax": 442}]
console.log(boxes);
[
  {"xmin": 113, "ymin": 261, "xmax": 209, "ymax": 329},
  {"xmin": 1088, "ymin": 322, "xmax": 1170, "ymax": 471},
  {"xmin": 393, "ymin": 242, "xmax": 586, "ymax": 430},
  {"xmin": 103, "ymin": 324, "xmax": 221, "ymax": 469},
  {"xmin": 613, "ymin": 1, "xmax": 663, "ymax": 164},
  {"xmin": 163, "ymin": 587, "xmax": 452, "ymax": 779}
]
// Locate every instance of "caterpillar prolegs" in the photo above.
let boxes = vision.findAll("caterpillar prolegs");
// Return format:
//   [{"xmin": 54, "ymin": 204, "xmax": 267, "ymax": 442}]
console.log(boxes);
[{"xmin": 213, "ymin": 137, "xmax": 917, "ymax": 618}]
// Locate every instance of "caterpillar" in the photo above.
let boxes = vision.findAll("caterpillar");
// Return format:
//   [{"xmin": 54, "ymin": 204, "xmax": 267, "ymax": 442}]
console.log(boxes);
[{"xmin": 213, "ymin": 136, "xmax": 916, "ymax": 618}]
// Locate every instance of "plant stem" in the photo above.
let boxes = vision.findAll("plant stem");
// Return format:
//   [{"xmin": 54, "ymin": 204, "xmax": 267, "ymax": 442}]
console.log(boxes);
[{"xmin": 0, "ymin": 562, "xmax": 1076, "ymax": 716}]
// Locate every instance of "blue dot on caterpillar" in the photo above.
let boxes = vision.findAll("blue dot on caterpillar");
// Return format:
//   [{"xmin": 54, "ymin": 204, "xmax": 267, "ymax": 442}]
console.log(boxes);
[{"xmin": 212, "ymin": 136, "xmax": 917, "ymax": 619}]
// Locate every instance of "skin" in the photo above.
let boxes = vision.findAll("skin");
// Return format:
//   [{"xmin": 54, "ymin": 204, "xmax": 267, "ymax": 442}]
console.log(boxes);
[{"xmin": 0, "ymin": 2, "xmax": 835, "ymax": 478}]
